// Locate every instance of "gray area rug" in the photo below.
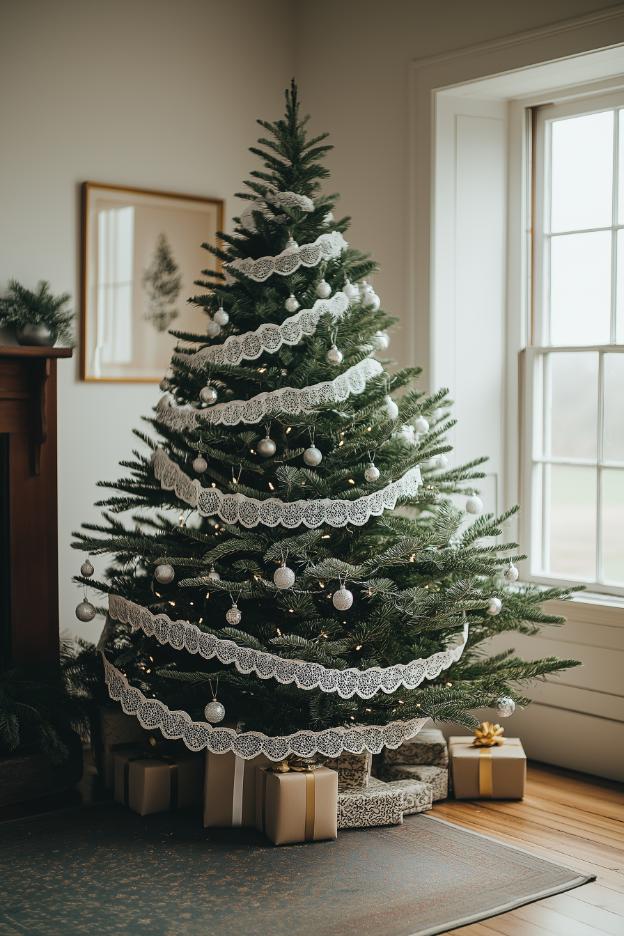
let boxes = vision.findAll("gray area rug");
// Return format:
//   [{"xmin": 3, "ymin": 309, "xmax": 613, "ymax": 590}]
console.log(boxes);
[{"xmin": 0, "ymin": 804, "xmax": 593, "ymax": 936}]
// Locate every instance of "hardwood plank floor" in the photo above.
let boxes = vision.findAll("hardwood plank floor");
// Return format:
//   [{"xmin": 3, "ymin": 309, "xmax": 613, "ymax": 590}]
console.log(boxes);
[{"xmin": 437, "ymin": 762, "xmax": 624, "ymax": 935}]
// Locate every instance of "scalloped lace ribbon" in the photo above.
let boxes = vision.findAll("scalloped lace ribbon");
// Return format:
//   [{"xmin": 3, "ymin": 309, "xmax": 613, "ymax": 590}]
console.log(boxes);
[
  {"xmin": 109, "ymin": 594, "xmax": 469, "ymax": 700},
  {"xmin": 237, "ymin": 189, "xmax": 315, "ymax": 233},
  {"xmin": 176, "ymin": 292, "xmax": 350, "ymax": 369},
  {"xmin": 157, "ymin": 356, "xmax": 382, "ymax": 429},
  {"xmin": 224, "ymin": 231, "xmax": 347, "ymax": 283},
  {"xmin": 152, "ymin": 447, "xmax": 422, "ymax": 528},
  {"xmin": 102, "ymin": 655, "xmax": 429, "ymax": 761}
]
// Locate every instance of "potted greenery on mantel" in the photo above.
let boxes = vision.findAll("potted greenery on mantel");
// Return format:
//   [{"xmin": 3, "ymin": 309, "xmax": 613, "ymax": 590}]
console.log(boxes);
[{"xmin": 0, "ymin": 279, "xmax": 74, "ymax": 347}]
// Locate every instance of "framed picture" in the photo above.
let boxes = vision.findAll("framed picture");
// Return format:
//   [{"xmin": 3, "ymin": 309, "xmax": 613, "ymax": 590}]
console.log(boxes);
[{"xmin": 80, "ymin": 182, "xmax": 224, "ymax": 382}]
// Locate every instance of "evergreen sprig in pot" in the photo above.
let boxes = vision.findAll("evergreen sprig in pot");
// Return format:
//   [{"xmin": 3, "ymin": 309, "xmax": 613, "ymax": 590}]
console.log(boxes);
[{"xmin": 0, "ymin": 279, "xmax": 74, "ymax": 347}]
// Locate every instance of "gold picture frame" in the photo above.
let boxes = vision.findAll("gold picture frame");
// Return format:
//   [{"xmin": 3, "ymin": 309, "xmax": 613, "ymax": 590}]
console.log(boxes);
[{"xmin": 80, "ymin": 182, "xmax": 224, "ymax": 382}]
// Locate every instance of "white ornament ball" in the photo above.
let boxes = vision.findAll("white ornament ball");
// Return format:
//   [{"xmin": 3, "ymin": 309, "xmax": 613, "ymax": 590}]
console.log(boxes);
[
  {"xmin": 366, "ymin": 292, "xmax": 381, "ymax": 311},
  {"xmin": 504, "ymin": 563, "xmax": 519, "ymax": 583},
  {"xmin": 75, "ymin": 600, "xmax": 96, "ymax": 622},
  {"xmin": 285, "ymin": 293, "xmax": 300, "ymax": 313},
  {"xmin": 204, "ymin": 700, "xmax": 226, "ymax": 724},
  {"xmin": 207, "ymin": 567, "xmax": 221, "ymax": 582},
  {"xmin": 466, "ymin": 495, "xmax": 484, "ymax": 515},
  {"xmin": 303, "ymin": 445, "xmax": 323, "ymax": 467},
  {"xmin": 214, "ymin": 306, "xmax": 229, "ymax": 326},
  {"xmin": 496, "ymin": 696, "xmax": 516, "ymax": 718},
  {"xmin": 200, "ymin": 385, "xmax": 218, "ymax": 405},
  {"xmin": 332, "ymin": 587, "xmax": 354, "ymax": 611},
  {"xmin": 154, "ymin": 563, "xmax": 175, "ymax": 585},
  {"xmin": 372, "ymin": 330, "xmax": 390, "ymax": 351},
  {"xmin": 316, "ymin": 279, "xmax": 332, "ymax": 299},
  {"xmin": 257, "ymin": 435, "xmax": 277, "ymax": 458},
  {"xmin": 364, "ymin": 462, "xmax": 380, "ymax": 482},
  {"xmin": 225, "ymin": 604, "xmax": 242, "ymax": 626},
  {"xmin": 399, "ymin": 424, "xmax": 415, "ymax": 444},
  {"xmin": 414, "ymin": 415, "xmax": 430, "ymax": 434},
  {"xmin": 324, "ymin": 211, "xmax": 334, "ymax": 225},
  {"xmin": 385, "ymin": 396, "xmax": 399, "ymax": 420},
  {"xmin": 326, "ymin": 344, "xmax": 344, "ymax": 365},
  {"xmin": 80, "ymin": 559, "xmax": 94, "ymax": 578},
  {"xmin": 344, "ymin": 279, "xmax": 359, "ymax": 301},
  {"xmin": 274, "ymin": 564, "xmax": 295, "ymax": 590},
  {"xmin": 192, "ymin": 455, "xmax": 208, "ymax": 474},
  {"xmin": 206, "ymin": 319, "xmax": 221, "ymax": 338},
  {"xmin": 487, "ymin": 596, "xmax": 503, "ymax": 616},
  {"xmin": 284, "ymin": 236, "xmax": 299, "ymax": 253}
]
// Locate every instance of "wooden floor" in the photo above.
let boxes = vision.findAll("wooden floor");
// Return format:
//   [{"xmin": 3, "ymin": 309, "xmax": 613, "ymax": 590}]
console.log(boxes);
[{"xmin": 432, "ymin": 762, "xmax": 624, "ymax": 935}]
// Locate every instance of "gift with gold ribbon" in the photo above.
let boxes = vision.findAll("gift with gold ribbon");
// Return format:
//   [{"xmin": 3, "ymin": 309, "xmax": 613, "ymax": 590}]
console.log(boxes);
[
  {"xmin": 449, "ymin": 724, "xmax": 526, "ymax": 800},
  {"xmin": 113, "ymin": 740, "xmax": 203, "ymax": 816},
  {"xmin": 255, "ymin": 762, "xmax": 338, "ymax": 845}
]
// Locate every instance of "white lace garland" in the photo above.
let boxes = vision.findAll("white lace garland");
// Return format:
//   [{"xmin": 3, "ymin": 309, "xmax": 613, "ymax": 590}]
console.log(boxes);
[
  {"xmin": 236, "ymin": 189, "xmax": 315, "ymax": 234},
  {"xmin": 109, "ymin": 594, "xmax": 469, "ymax": 700},
  {"xmin": 224, "ymin": 232, "xmax": 347, "ymax": 283},
  {"xmin": 263, "ymin": 188, "xmax": 314, "ymax": 213},
  {"xmin": 152, "ymin": 446, "xmax": 422, "ymax": 528},
  {"xmin": 102, "ymin": 656, "xmax": 429, "ymax": 761},
  {"xmin": 176, "ymin": 292, "xmax": 350, "ymax": 369},
  {"xmin": 156, "ymin": 357, "xmax": 383, "ymax": 429}
]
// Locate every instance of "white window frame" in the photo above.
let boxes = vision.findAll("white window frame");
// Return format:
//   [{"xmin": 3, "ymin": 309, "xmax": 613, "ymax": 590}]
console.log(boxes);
[{"xmin": 520, "ymin": 89, "xmax": 624, "ymax": 598}]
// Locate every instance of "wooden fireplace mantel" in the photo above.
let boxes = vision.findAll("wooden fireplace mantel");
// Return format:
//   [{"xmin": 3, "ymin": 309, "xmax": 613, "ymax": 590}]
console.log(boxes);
[{"xmin": 0, "ymin": 345, "xmax": 72, "ymax": 667}]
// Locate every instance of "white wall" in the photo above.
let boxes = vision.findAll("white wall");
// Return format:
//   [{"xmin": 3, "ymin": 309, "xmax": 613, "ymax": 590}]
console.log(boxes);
[{"xmin": 0, "ymin": 0, "xmax": 294, "ymax": 643}]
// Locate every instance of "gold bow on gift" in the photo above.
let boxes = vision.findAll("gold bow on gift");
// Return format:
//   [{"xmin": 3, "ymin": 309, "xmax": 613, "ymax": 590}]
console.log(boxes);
[{"xmin": 472, "ymin": 721, "xmax": 505, "ymax": 747}]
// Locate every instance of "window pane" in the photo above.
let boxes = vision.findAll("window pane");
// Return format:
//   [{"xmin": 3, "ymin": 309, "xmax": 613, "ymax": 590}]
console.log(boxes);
[
  {"xmin": 604, "ymin": 353, "xmax": 624, "ymax": 462},
  {"xmin": 617, "ymin": 230, "xmax": 624, "ymax": 343},
  {"xmin": 601, "ymin": 469, "xmax": 624, "ymax": 584},
  {"xmin": 550, "ymin": 111, "xmax": 613, "ymax": 233},
  {"xmin": 545, "ymin": 352, "xmax": 597, "ymax": 460},
  {"xmin": 550, "ymin": 231, "xmax": 611, "ymax": 345},
  {"xmin": 546, "ymin": 464, "xmax": 596, "ymax": 579},
  {"xmin": 619, "ymin": 109, "xmax": 624, "ymax": 224}
]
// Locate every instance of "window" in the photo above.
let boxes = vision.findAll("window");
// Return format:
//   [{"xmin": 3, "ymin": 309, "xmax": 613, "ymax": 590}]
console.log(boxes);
[{"xmin": 524, "ymin": 92, "xmax": 624, "ymax": 595}]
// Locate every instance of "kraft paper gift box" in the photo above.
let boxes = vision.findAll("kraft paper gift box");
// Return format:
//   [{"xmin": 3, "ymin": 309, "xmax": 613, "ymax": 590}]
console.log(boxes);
[
  {"xmin": 324, "ymin": 750, "xmax": 372, "ymax": 791},
  {"xmin": 383, "ymin": 763, "xmax": 448, "ymax": 801},
  {"xmin": 99, "ymin": 706, "xmax": 148, "ymax": 788},
  {"xmin": 204, "ymin": 751, "xmax": 270, "ymax": 828},
  {"xmin": 113, "ymin": 748, "xmax": 203, "ymax": 815},
  {"xmin": 337, "ymin": 776, "xmax": 407, "ymax": 829},
  {"xmin": 256, "ymin": 766, "xmax": 338, "ymax": 845},
  {"xmin": 449, "ymin": 736, "xmax": 526, "ymax": 800},
  {"xmin": 383, "ymin": 728, "xmax": 449, "ymax": 767}
]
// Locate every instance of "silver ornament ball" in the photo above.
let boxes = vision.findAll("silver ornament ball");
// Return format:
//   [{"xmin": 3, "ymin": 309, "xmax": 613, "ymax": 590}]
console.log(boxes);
[
  {"xmin": 214, "ymin": 307, "xmax": 229, "ymax": 326},
  {"xmin": 504, "ymin": 563, "xmax": 519, "ymax": 583},
  {"xmin": 207, "ymin": 567, "xmax": 221, "ymax": 582},
  {"xmin": 496, "ymin": 696, "xmax": 516, "ymax": 718},
  {"xmin": 80, "ymin": 559, "xmax": 94, "ymax": 578},
  {"xmin": 274, "ymin": 564, "xmax": 295, "ymax": 590},
  {"xmin": 414, "ymin": 415, "xmax": 430, "ymax": 434},
  {"xmin": 303, "ymin": 445, "xmax": 323, "ymax": 467},
  {"xmin": 154, "ymin": 563, "xmax": 175, "ymax": 585},
  {"xmin": 206, "ymin": 319, "xmax": 221, "ymax": 338},
  {"xmin": 326, "ymin": 344, "xmax": 344, "ymax": 365},
  {"xmin": 225, "ymin": 604, "xmax": 242, "ymax": 626},
  {"xmin": 284, "ymin": 236, "xmax": 299, "ymax": 253},
  {"xmin": 75, "ymin": 600, "xmax": 96, "ymax": 622},
  {"xmin": 257, "ymin": 435, "xmax": 277, "ymax": 458},
  {"xmin": 316, "ymin": 279, "xmax": 332, "ymax": 299},
  {"xmin": 192, "ymin": 455, "xmax": 208, "ymax": 474},
  {"xmin": 487, "ymin": 596, "xmax": 503, "ymax": 616},
  {"xmin": 204, "ymin": 700, "xmax": 226, "ymax": 723},
  {"xmin": 365, "ymin": 292, "xmax": 381, "ymax": 311},
  {"xmin": 285, "ymin": 293, "xmax": 299, "ymax": 313},
  {"xmin": 364, "ymin": 462, "xmax": 380, "ymax": 483},
  {"xmin": 332, "ymin": 587, "xmax": 354, "ymax": 611},
  {"xmin": 465, "ymin": 495, "xmax": 484, "ymax": 515},
  {"xmin": 372, "ymin": 330, "xmax": 390, "ymax": 351},
  {"xmin": 385, "ymin": 396, "xmax": 399, "ymax": 420},
  {"xmin": 343, "ymin": 280, "xmax": 359, "ymax": 301},
  {"xmin": 200, "ymin": 385, "xmax": 218, "ymax": 405}
]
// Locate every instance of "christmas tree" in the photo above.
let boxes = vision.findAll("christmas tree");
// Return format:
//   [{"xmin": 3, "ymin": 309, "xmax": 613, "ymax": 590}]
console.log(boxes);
[
  {"xmin": 73, "ymin": 84, "xmax": 577, "ymax": 763},
  {"xmin": 142, "ymin": 233, "xmax": 182, "ymax": 332}
]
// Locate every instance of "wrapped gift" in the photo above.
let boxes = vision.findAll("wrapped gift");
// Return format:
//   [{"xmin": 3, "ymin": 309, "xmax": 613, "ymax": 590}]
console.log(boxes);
[
  {"xmin": 256, "ymin": 765, "xmax": 338, "ymax": 845},
  {"xmin": 368, "ymin": 776, "xmax": 432, "ymax": 816},
  {"xmin": 383, "ymin": 728, "xmax": 448, "ymax": 767},
  {"xmin": 113, "ymin": 747, "xmax": 203, "ymax": 815},
  {"xmin": 98, "ymin": 706, "xmax": 148, "ymax": 787},
  {"xmin": 450, "ymin": 723, "xmax": 526, "ymax": 800},
  {"xmin": 204, "ymin": 751, "xmax": 270, "ymax": 828},
  {"xmin": 383, "ymin": 764, "xmax": 448, "ymax": 801},
  {"xmin": 323, "ymin": 750, "xmax": 372, "ymax": 791},
  {"xmin": 337, "ymin": 776, "xmax": 406, "ymax": 829}
]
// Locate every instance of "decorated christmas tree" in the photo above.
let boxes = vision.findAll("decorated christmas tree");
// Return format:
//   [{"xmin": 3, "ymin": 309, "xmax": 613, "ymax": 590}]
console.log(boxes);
[{"xmin": 73, "ymin": 84, "xmax": 577, "ymax": 763}]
